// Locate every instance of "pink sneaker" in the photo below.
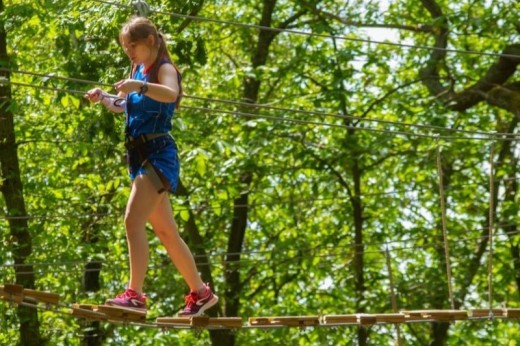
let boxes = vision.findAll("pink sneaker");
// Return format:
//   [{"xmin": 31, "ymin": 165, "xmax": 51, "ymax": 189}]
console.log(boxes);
[
  {"xmin": 178, "ymin": 284, "xmax": 218, "ymax": 317},
  {"xmin": 105, "ymin": 288, "xmax": 147, "ymax": 312}
]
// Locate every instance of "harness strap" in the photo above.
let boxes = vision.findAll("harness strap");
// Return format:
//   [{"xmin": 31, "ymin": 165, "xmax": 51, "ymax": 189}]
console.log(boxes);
[
  {"xmin": 125, "ymin": 133, "xmax": 168, "ymax": 148},
  {"xmin": 125, "ymin": 133, "xmax": 170, "ymax": 194},
  {"xmin": 142, "ymin": 160, "xmax": 170, "ymax": 194}
]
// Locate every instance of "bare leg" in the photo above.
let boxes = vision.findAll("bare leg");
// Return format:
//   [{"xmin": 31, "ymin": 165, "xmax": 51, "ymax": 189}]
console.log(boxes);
[
  {"xmin": 125, "ymin": 174, "xmax": 162, "ymax": 293},
  {"xmin": 148, "ymin": 192, "xmax": 204, "ymax": 292}
]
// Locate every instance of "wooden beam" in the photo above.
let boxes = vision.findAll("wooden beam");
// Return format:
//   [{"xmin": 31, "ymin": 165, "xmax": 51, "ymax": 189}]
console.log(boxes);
[
  {"xmin": 71, "ymin": 304, "xmax": 107, "ymax": 321},
  {"xmin": 23, "ymin": 289, "xmax": 60, "ymax": 305},
  {"xmin": 469, "ymin": 309, "xmax": 507, "ymax": 318},
  {"xmin": 321, "ymin": 314, "xmax": 358, "ymax": 325},
  {"xmin": 97, "ymin": 305, "xmax": 146, "ymax": 323},
  {"xmin": 322, "ymin": 313, "xmax": 406, "ymax": 325},
  {"xmin": 357, "ymin": 314, "xmax": 377, "ymax": 325},
  {"xmin": 157, "ymin": 316, "xmax": 243, "ymax": 329},
  {"xmin": 374, "ymin": 313, "xmax": 407, "ymax": 324},
  {"xmin": 401, "ymin": 310, "xmax": 468, "ymax": 321},
  {"xmin": 506, "ymin": 308, "xmax": 520, "ymax": 319},
  {"xmin": 249, "ymin": 316, "xmax": 320, "ymax": 327},
  {"xmin": 2, "ymin": 284, "xmax": 23, "ymax": 295},
  {"xmin": 0, "ymin": 284, "xmax": 24, "ymax": 303},
  {"xmin": 1, "ymin": 284, "xmax": 60, "ymax": 305}
]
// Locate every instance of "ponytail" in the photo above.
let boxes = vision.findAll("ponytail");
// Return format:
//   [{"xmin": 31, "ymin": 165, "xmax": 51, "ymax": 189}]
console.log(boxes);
[{"xmin": 147, "ymin": 33, "xmax": 183, "ymax": 109}]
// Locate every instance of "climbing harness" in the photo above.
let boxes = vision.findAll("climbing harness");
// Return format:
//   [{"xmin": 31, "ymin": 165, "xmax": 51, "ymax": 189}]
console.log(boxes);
[{"xmin": 125, "ymin": 133, "xmax": 171, "ymax": 194}]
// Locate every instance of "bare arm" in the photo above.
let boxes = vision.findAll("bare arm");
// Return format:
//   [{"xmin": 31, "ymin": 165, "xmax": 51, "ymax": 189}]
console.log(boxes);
[
  {"xmin": 114, "ymin": 64, "xmax": 180, "ymax": 103},
  {"xmin": 85, "ymin": 88, "xmax": 126, "ymax": 113}
]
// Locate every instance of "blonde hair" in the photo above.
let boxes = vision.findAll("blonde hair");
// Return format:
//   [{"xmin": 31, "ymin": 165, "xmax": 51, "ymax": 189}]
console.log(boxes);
[{"xmin": 120, "ymin": 17, "xmax": 182, "ymax": 107}]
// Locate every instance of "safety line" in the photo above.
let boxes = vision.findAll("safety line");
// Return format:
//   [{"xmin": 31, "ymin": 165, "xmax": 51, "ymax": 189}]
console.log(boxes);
[
  {"xmin": 1, "ymin": 234, "xmax": 515, "ymax": 277},
  {"xmin": 436, "ymin": 139, "xmax": 455, "ymax": 309},
  {"xmin": 1, "ymin": 231, "xmax": 517, "ymax": 276},
  {"xmin": 384, "ymin": 246, "xmax": 402, "ymax": 346},
  {"xmin": 4, "ymin": 67, "xmax": 516, "ymax": 139},
  {"xmin": 487, "ymin": 143, "xmax": 496, "ymax": 314},
  {"xmin": 0, "ymin": 173, "xmax": 515, "ymax": 223},
  {"xmin": 6, "ymin": 79, "xmax": 519, "ymax": 142},
  {"xmin": 0, "ymin": 80, "xmax": 444, "ymax": 139},
  {"xmin": 1, "ymin": 217, "xmax": 518, "ymax": 259},
  {"xmin": 89, "ymin": 0, "xmax": 520, "ymax": 59}
]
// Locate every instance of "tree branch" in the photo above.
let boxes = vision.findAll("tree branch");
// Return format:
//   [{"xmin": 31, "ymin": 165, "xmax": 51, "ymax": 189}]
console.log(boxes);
[
  {"xmin": 449, "ymin": 44, "xmax": 520, "ymax": 111},
  {"xmin": 301, "ymin": 1, "xmax": 433, "ymax": 33},
  {"xmin": 418, "ymin": 0, "xmax": 452, "ymax": 102},
  {"xmin": 176, "ymin": 0, "xmax": 205, "ymax": 33}
]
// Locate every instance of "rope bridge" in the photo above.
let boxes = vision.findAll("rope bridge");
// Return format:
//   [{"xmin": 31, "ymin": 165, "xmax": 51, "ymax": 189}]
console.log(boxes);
[{"xmin": 2, "ymin": 284, "xmax": 519, "ymax": 331}]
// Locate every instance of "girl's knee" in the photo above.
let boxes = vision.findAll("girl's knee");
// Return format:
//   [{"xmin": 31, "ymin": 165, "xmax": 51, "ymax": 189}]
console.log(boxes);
[{"xmin": 124, "ymin": 215, "xmax": 146, "ymax": 237}]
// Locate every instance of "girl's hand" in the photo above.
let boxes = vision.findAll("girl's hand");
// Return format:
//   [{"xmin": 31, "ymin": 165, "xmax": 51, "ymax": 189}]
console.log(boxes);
[
  {"xmin": 114, "ymin": 79, "xmax": 143, "ymax": 94},
  {"xmin": 85, "ymin": 88, "xmax": 106, "ymax": 103}
]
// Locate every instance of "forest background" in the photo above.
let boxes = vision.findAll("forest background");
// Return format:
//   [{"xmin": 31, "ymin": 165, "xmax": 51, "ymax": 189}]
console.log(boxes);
[{"xmin": 2, "ymin": 0, "xmax": 520, "ymax": 345}]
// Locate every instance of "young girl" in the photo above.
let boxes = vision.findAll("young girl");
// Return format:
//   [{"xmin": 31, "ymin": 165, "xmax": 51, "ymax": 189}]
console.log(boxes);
[{"xmin": 85, "ymin": 16, "xmax": 218, "ymax": 317}]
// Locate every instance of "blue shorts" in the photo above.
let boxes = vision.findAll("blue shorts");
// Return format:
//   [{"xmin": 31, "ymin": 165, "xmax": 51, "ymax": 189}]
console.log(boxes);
[{"xmin": 127, "ymin": 135, "xmax": 180, "ymax": 193}]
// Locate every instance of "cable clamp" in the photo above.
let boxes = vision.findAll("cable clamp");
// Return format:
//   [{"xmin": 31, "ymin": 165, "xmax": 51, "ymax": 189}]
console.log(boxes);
[{"xmin": 130, "ymin": 0, "xmax": 150, "ymax": 17}]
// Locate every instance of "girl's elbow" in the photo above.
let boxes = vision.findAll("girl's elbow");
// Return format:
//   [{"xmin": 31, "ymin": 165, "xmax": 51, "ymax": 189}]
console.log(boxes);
[{"xmin": 167, "ymin": 91, "xmax": 179, "ymax": 103}]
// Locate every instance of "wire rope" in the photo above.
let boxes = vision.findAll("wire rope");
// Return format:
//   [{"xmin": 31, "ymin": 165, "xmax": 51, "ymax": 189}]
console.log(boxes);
[
  {"xmin": 88, "ymin": 0, "xmax": 520, "ymax": 60},
  {"xmin": 487, "ymin": 143, "xmax": 496, "ymax": 315},
  {"xmin": 5, "ymin": 79, "xmax": 520, "ymax": 142},
  {"xmin": 435, "ymin": 138, "xmax": 455, "ymax": 309},
  {"xmin": 3, "ymin": 67, "xmax": 520, "ymax": 141},
  {"xmin": 2, "ymin": 229, "xmax": 517, "ymax": 276}
]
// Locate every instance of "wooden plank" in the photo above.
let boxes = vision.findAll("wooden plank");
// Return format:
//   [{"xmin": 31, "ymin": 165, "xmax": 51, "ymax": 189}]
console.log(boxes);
[
  {"xmin": 357, "ymin": 314, "xmax": 377, "ymax": 325},
  {"xmin": 249, "ymin": 316, "xmax": 320, "ymax": 327},
  {"xmin": 506, "ymin": 308, "xmax": 520, "ymax": 319},
  {"xmin": 400, "ymin": 310, "xmax": 428, "ymax": 321},
  {"xmin": 374, "ymin": 313, "xmax": 407, "ymax": 324},
  {"xmin": 401, "ymin": 310, "xmax": 468, "ymax": 321},
  {"xmin": 324, "ymin": 313, "xmax": 407, "ymax": 325},
  {"xmin": 97, "ymin": 305, "xmax": 146, "ymax": 322},
  {"xmin": 272, "ymin": 316, "xmax": 320, "ymax": 327},
  {"xmin": 190, "ymin": 316, "xmax": 210, "ymax": 327},
  {"xmin": 73, "ymin": 304, "xmax": 98, "ymax": 311},
  {"xmin": 157, "ymin": 316, "xmax": 243, "ymax": 329},
  {"xmin": 1, "ymin": 285, "xmax": 60, "ymax": 306},
  {"xmin": 23, "ymin": 289, "xmax": 60, "ymax": 305},
  {"xmin": 3, "ymin": 284, "xmax": 24, "ymax": 295},
  {"xmin": 469, "ymin": 309, "xmax": 507, "ymax": 318},
  {"xmin": 248, "ymin": 317, "xmax": 271, "ymax": 326},
  {"xmin": 156, "ymin": 317, "xmax": 192, "ymax": 327},
  {"xmin": 321, "ymin": 314, "xmax": 358, "ymax": 325},
  {"xmin": 72, "ymin": 304, "xmax": 107, "ymax": 321},
  {"xmin": 0, "ymin": 285, "xmax": 24, "ymax": 303}
]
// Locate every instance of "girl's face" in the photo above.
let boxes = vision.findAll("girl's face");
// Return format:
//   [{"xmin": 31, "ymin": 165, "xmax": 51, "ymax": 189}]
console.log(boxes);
[{"xmin": 120, "ymin": 35, "xmax": 154, "ymax": 65}]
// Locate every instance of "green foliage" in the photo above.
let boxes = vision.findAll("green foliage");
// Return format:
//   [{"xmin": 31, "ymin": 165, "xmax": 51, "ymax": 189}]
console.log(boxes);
[{"xmin": 2, "ymin": 0, "xmax": 520, "ymax": 345}]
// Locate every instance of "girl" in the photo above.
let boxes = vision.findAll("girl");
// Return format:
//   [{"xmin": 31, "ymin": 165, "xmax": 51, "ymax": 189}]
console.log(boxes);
[{"xmin": 85, "ymin": 16, "xmax": 218, "ymax": 317}]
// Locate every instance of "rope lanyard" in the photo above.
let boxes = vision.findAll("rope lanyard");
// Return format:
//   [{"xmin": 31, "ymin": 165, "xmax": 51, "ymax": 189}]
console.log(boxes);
[
  {"xmin": 436, "ymin": 137, "xmax": 455, "ymax": 310},
  {"xmin": 487, "ymin": 143, "xmax": 496, "ymax": 315}
]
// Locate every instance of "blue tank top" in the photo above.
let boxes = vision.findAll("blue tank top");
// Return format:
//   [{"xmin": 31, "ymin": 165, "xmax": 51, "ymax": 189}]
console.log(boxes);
[{"xmin": 125, "ymin": 60, "xmax": 179, "ymax": 138}]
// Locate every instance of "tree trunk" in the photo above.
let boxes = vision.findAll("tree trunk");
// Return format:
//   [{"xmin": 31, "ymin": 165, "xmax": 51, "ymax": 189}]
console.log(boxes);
[
  {"xmin": 0, "ymin": 1, "xmax": 42, "ymax": 344},
  {"xmin": 210, "ymin": 1, "xmax": 278, "ymax": 344},
  {"xmin": 176, "ymin": 179, "xmax": 216, "ymax": 293},
  {"xmin": 80, "ymin": 194, "xmax": 117, "ymax": 346}
]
